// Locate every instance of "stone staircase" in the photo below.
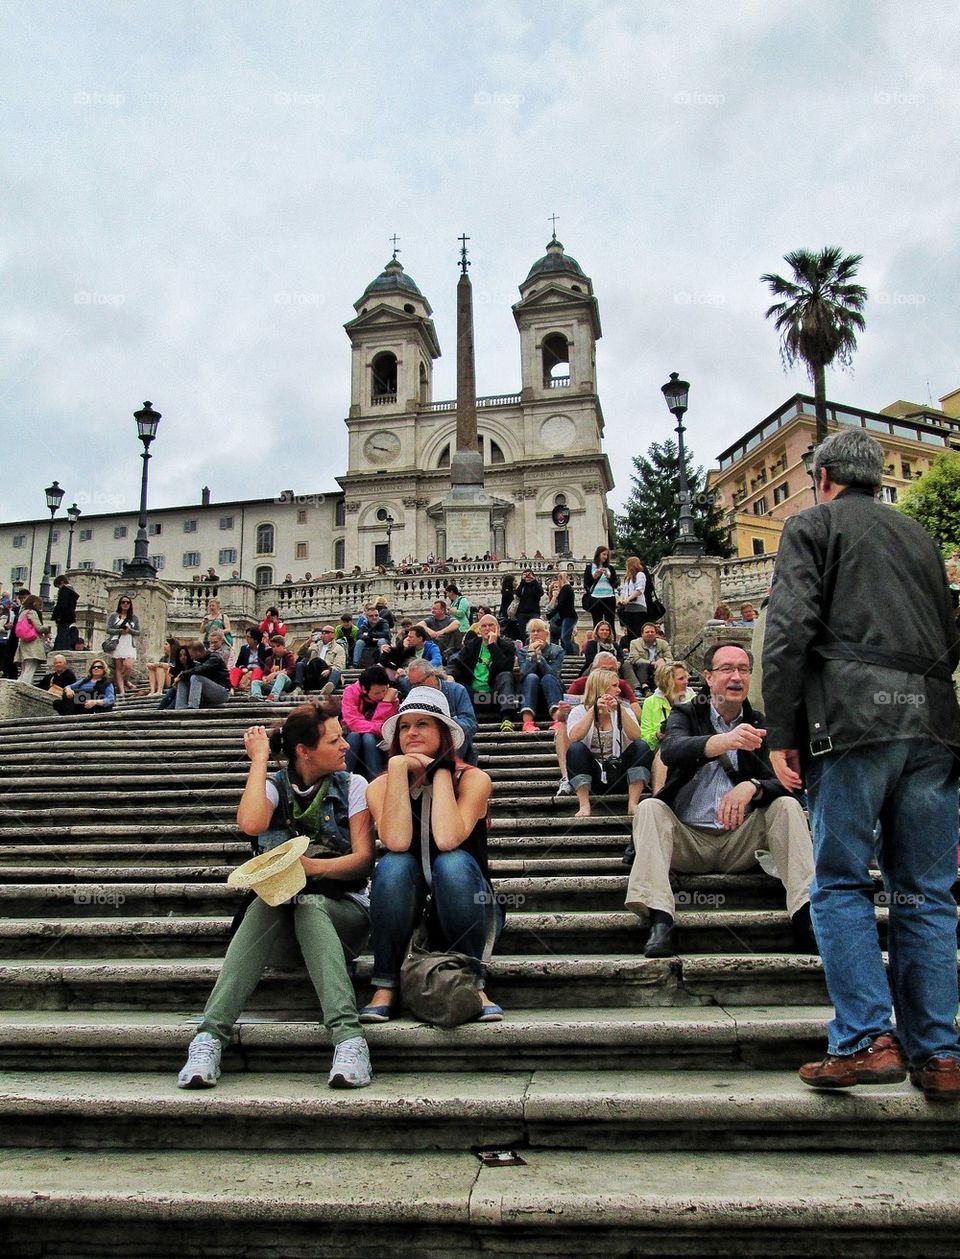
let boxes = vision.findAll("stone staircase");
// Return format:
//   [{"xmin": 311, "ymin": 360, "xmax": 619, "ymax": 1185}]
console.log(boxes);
[{"xmin": 0, "ymin": 669, "xmax": 958, "ymax": 1257}]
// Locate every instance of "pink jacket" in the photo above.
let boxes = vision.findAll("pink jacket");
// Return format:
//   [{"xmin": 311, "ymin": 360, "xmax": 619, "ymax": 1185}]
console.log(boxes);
[{"xmin": 341, "ymin": 681, "xmax": 398, "ymax": 735}]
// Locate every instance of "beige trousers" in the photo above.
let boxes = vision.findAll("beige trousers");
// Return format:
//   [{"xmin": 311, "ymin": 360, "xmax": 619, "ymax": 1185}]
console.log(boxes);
[{"xmin": 624, "ymin": 796, "xmax": 814, "ymax": 923}]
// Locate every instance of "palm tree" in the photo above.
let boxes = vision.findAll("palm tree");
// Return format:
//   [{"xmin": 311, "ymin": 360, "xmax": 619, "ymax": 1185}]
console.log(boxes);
[{"xmin": 761, "ymin": 247, "xmax": 868, "ymax": 444}]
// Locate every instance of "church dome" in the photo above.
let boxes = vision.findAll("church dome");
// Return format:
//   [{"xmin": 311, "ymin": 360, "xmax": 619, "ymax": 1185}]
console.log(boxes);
[
  {"xmin": 523, "ymin": 238, "xmax": 588, "ymax": 283},
  {"xmin": 359, "ymin": 257, "xmax": 425, "ymax": 301}
]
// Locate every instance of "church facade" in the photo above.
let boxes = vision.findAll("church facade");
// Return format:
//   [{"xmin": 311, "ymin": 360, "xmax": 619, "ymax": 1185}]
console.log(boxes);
[
  {"xmin": 0, "ymin": 239, "xmax": 615, "ymax": 591},
  {"xmin": 336, "ymin": 237, "xmax": 615, "ymax": 569}
]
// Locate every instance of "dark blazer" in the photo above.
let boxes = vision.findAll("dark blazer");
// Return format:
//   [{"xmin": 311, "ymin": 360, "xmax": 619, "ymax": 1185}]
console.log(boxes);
[
  {"xmin": 179, "ymin": 652, "xmax": 230, "ymax": 689},
  {"xmin": 554, "ymin": 583, "xmax": 575, "ymax": 619},
  {"xmin": 762, "ymin": 486, "xmax": 960, "ymax": 760},
  {"xmin": 657, "ymin": 694, "xmax": 788, "ymax": 811},
  {"xmin": 52, "ymin": 584, "xmax": 79, "ymax": 624},
  {"xmin": 451, "ymin": 631, "xmax": 517, "ymax": 689},
  {"xmin": 236, "ymin": 644, "xmax": 268, "ymax": 671}
]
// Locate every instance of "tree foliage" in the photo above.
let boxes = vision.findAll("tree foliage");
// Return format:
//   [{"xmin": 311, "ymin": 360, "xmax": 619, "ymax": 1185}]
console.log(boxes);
[
  {"xmin": 761, "ymin": 246, "xmax": 868, "ymax": 443},
  {"xmin": 615, "ymin": 438, "xmax": 732, "ymax": 566},
  {"xmin": 897, "ymin": 451, "xmax": 960, "ymax": 554}
]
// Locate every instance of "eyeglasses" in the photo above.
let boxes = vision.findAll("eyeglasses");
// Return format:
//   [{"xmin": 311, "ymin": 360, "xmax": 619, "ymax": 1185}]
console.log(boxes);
[
  {"xmin": 709, "ymin": 664, "xmax": 752, "ymax": 676},
  {"xmin": 91, "ymin": 664, "xmax": 106, "ymax": 670}
]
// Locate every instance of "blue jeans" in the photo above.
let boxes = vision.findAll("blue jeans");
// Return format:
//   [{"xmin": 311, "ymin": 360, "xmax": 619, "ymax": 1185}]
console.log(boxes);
[
  {"xmin": 806, "ymin": 739, "xmax": 960, "ymax": 1063},
  {"xmin": 520, "ymin": 671, "xmax": 563, "ymax": 718},
  {"xmin": 369, "ymin": 848, "xmax": 502, "ymax": 989},
  {"xmin": 560, "ymin": 615, "xmax": 578, "ymax": 656},
  {"xmin": 345, "ymin": 731, "xmax": 384, "ymax": 780},
  {"xmin": 251, "ymin": 673, "xmax": 292, "ymax": 700}
]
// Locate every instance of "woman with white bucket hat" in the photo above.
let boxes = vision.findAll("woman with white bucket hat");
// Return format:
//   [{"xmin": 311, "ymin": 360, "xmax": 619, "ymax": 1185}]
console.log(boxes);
[{"xmin": 177, "ymin": 701, "xmax": 375, "ymax": 1090}]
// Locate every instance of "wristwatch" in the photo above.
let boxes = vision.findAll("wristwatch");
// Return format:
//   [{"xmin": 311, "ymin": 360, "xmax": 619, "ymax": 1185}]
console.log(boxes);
[{"xmin": 748, "ymin": 778, "xmax": 763, "ymax": 800}]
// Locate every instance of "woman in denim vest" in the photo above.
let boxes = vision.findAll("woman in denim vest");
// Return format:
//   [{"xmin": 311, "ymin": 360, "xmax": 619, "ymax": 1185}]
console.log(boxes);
[{"xmin": 177, "ymin": 701, "xmax": 375, "ymax": 1090}]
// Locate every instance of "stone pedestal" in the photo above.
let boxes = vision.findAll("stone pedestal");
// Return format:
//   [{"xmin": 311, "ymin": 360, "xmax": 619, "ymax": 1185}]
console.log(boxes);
[
  {"xmin": 105, "ymin": 577, "xmax": 175, "ymax": 671},
  {"xmin": 442, "ymin": 487, "xmax": 492, "ymax": 561},
  {"xmin": 0, "ymin": 680, "xmax": 57, "ymax": 719},
  {"xmin": 656, "ymin": 556, "xmax": 723, "ymax": 663}
]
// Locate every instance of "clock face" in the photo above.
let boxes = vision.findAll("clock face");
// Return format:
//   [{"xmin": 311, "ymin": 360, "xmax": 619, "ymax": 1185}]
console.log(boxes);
[
  {"xmin": 364, "ymin": 431, "xmax": 401, "ymax": 465},
  {"xmin": 541, "ymin": 414, "xmax": 576, "ymax": 452}
]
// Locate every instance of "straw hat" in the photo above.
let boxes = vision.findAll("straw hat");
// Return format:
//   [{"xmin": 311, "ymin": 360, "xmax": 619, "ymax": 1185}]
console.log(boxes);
[
  {"xmin": 379, "ymin": 685, "xmax": 464, "ymax": 750},
  {"xmin": 227, "ymin": 836, "xmax": 310, "ymax": 906}
]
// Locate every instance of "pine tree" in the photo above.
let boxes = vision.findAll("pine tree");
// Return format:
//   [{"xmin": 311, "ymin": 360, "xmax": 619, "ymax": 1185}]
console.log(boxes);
[
  {"xmin": 897, "ymin": 451, "xmax": 960, "ymax": 554},
  {"xmin": 615, "ymin": 439, "xmax": 731, "ymax": 565}
]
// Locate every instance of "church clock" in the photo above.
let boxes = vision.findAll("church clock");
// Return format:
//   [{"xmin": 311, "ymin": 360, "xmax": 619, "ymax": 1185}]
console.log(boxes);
[{"xmin": 363, "ymin": 431, "xmax": 402, "ymax": 465}]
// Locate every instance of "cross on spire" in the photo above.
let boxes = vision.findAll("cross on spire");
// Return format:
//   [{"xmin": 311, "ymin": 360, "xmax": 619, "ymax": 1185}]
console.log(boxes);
[
  {"xmin": 549, "ymin": 212, "xmax": 560, "ymax": 241},
  {"xmin": 390, "ymin": 233, "xmax": 401, "ymax": 260},
  {"xmin": 458, "ymin": 232, "xmax": 471, "ymax": 274}
]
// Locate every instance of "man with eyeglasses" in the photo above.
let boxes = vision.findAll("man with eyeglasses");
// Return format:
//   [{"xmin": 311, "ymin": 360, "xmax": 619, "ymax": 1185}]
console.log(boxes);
[{"xmin": 624, "ymin": 641, "xmax": 814, "ymax": 958}]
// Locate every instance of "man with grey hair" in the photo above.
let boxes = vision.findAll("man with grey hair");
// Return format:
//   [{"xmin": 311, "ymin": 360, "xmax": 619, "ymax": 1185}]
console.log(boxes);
[
  {"xmin": 403, "ymin": 657, "xmax": 478, "ymax": 763},
  {"xmin": 763, "ymin": 427, "xmax": 960, "ymax": 1097}
]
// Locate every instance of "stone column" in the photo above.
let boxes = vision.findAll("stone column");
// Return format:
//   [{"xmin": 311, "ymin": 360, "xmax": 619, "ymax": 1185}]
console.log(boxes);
[
  {"xmin": 655, "ymin": 556, "xmax": 723, "ymax": 664},
  {"xmin": 105, "ymin": 576, "xmax": 175, "ymax": 674}
]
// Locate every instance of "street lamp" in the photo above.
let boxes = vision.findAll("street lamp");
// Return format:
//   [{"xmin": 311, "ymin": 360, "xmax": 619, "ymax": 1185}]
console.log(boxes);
[
  {"xmin": 65, "ymin": 503, "xmax": 81, "ymax": 571},
  {"xmin": 801, "ymin": 443, "xmax": 819, "ymax": 503},
  {"xmin": 39, "ymin": 479, "xmax": 65, "ymax": 606},
  {"xmin": 660, "ymin": 372, "xmax": 704, "ymax": 557},
  {"xmin": 384, "ymin": 512, "xmax": 395, "ymax": 566},
  {"xmin": 123, "ymin": 401, "xmax": 162, "ymax": 579}
]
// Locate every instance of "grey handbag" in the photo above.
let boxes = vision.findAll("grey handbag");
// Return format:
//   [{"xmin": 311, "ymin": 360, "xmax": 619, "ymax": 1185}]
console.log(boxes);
[{"xmin": 399, "ymin": 784, "xmax": 497, "ymax": 1029}]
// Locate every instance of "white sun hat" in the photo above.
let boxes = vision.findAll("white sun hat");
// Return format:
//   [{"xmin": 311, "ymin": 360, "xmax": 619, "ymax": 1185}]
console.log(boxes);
[{"xmin": 227, "ymin": 836, "xmax": 310, "ymax": 906}]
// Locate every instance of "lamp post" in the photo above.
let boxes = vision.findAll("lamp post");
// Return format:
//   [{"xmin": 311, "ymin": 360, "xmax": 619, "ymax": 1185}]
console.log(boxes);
[
  {"xmin": 660, "ymin": 373, "xmax": 704, "ymax": 557},
  {"xmin": 384, "ymin": 513, "xmax": 395, "ymax": 566},
  {"xmin": 801, "ymin": 443, "xmax": 819, "ymax": 503},
  {"xmin": 39, "ymin": 480, "xmax": 65, "ymax": 607},
  {"xmin": 123, "ymin": 401, "xmax": 162, "ymax": 579},
  {"xmin": 65, "ymin": 503, "xmax": 81, "ymax": 571}
]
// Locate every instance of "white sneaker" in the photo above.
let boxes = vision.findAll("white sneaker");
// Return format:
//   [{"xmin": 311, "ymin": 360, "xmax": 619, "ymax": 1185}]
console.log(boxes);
[
  {"xmin": 177, "ymin": 1032, "xmax": 222, "ymax": 1088},
  {"xmin": 328, "ymin": 1035, "xmax": 372, "ymax": 1088},
  {"xmin": 555, "ymin": 777, "xmax": 572, "ymax": 796}
]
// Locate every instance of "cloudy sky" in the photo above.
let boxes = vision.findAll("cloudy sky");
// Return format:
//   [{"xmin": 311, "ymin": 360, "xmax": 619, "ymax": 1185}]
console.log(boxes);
[{"xmin": 2, "ymin": 0, "xmax": 957, "ymax": 526}]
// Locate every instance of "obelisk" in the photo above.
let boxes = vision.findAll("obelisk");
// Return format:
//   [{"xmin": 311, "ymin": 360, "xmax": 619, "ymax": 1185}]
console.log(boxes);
[{"xmin": 443, "ymin": 234, "xmax": 492, "ymax": 558}]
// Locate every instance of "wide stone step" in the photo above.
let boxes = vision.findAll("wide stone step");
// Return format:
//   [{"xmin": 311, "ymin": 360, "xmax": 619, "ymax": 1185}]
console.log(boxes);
[
  {"xmin": 0, "ymin": 1069, "xmax": 955, "ymax": 1155},
  {"xmin": 2, "ymin": 1148, "xmax": 960, "ymax": 1258},
  {"xmin": 0, "ymin": 1007, "xmax": 834, "ymax": 1073},
  {"xmin": 0, "ymin": 843, "xmax": 250, "ymax": 866},
  {"xmin": 0, "ymin": 909, "xmax": 819, "ymax": 958},
  {"xmin": 0, "ymin": 768, "xmax": 564, "ymax": 791},
  {"xmin": 0, "ymin": 952, "xmax": 833, "ymax": 1009}
]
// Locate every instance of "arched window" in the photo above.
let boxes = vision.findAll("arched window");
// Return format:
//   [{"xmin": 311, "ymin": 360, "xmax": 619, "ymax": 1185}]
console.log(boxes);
[
  {"xmin": 334, "ymin": 498, "xmax": 346, "ymax": 527},
  {"xmin": 371, "ymin": 351, "xmax": 398, "ymax": 404},
  {"xmin": 255, "ymin": 565, "xmax": 273, "ymax": 588},
  {"xmin": 256, "ymin": 523, "xmax": 275, "ymax": 554},
  {"xmin": 436, "ymin": 435, "xmax": 506, "ymax": 468},
  {"xmin": 333, "ymin": 538, "xmax": 345, "ymax": 569},
  {"xmin": 542, "ymin": 333, "xmax": 570, "ymax": 387}
]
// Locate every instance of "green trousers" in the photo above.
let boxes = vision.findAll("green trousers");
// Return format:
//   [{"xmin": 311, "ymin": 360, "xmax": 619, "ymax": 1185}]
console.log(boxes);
[{"xmin": 200, "ymin": 893, "xmax": 369, "ymax": 1047}]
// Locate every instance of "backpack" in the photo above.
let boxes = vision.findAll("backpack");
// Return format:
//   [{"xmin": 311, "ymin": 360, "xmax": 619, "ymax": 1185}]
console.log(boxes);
[{"xmin": 14, "ymin": 616, "xmax": 38, "ymax": 642}]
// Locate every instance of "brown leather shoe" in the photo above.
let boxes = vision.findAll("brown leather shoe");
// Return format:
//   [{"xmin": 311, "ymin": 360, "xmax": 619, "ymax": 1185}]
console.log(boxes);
[
  {"xmin": 799, "ymin": 1033, "xmax": 907, "ymax": 1089},
  {"xmin": 909, "ymin": 1056, "xmax": 960, "ymax": 1099}
]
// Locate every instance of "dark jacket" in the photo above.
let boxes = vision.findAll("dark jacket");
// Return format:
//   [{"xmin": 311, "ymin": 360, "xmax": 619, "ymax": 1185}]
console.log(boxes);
[
  {"xmin": 451, "ymin": 631, "xmax": 517, "ymax": 689},
  {"xmin": 180, "ymin": 652, "xmax": 230, "ymax": 689},
  {"xmin": 762, "ymin": 487, "xmax": 960, "ymax": 760},
  {"xmin": 554, "ymin": 583, "xmax": 575, "ymax": 619},
  {"xmin": 52, "ymin": 584, "xmax": 79, "ymax": 624},
  {"xmin": 515, "ymin": 579, "xmax": 544, "ymax": 615},
  {"xmin": 236, "ymin": 644, "xmax": 268, "ymax": 671},
  {"xmin": 657, "ymin": 694, "xmax": 789, "ymax": 812}
]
